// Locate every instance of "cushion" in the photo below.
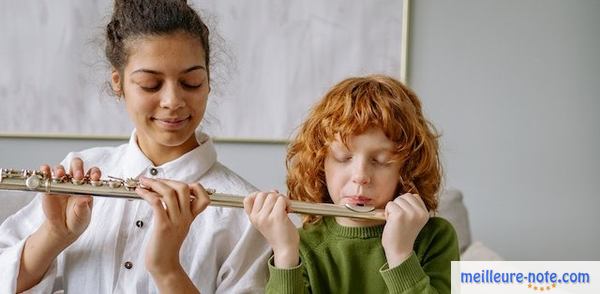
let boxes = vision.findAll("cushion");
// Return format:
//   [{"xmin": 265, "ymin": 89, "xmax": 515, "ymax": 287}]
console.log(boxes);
[
  {"xmin": 461, "ymin": 241, "xmax": 503, "ymax": 261},
  {"xmin": 437, "ymin": 188, "xmax": 472, "ymax": 253}
]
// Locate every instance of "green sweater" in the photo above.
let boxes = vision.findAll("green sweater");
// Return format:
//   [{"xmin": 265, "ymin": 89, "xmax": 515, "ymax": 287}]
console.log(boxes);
[{"xmin": 267, "ymin": 216, "xmax": 459, "ymax": 294}]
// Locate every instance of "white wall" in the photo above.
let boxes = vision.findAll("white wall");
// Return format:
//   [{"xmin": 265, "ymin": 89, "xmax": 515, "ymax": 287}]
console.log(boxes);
[
  {"xmin": 1, "ymin": 0, "xmax": 599, "ymax": 260},
  {"xmin": 408, "ymin": 0, "xmax": 600, "ymax": 260}
]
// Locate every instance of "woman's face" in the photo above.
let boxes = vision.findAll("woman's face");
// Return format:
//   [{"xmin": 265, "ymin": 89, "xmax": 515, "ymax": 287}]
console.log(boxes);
[{"xmin": 112, "ymin": 31, "xmax": 209, "ymax": 163}]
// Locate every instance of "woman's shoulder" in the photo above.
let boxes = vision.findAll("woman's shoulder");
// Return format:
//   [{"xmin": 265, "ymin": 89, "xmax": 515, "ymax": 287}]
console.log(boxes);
[
  {"xmin": 60, "ymin": 144, "xmax": 128, "ymax": 167},
  {"xmin": 201, "ymin": 161, "xmax": 258, "ymax": 196}
]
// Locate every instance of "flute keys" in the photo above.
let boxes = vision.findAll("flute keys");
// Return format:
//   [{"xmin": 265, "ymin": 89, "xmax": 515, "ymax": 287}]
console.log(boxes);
[
  {"xmin": 108, "ymin": 180, "xmax": 122, "ymax": 188},
  {"xmin": 25, "ymin": 175, "xmax": 41, "ymax": 189},
  {"xmin": 124, "ymin": 178, "xmax": 138, "ymax": 191},
  {"xmin": 90, "ymin": 180, "xmax": 103, "ymax": 187},
  {"xmin": 71, "ymin": 178, "xmax": 84, "ymax": 185}
]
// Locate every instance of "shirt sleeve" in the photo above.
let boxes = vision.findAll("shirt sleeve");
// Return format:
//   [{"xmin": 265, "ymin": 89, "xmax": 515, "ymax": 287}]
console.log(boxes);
[
  {"xmin": 0, "ymin": 195, "xmax": 58, "ymax": 293},
  {"xmin": 266, "ymin": 255, "xmax": 309, "ymax": 294},
  {"xmin": 214, "ymin": 213, "xmax": 272, "ymax": 294}
]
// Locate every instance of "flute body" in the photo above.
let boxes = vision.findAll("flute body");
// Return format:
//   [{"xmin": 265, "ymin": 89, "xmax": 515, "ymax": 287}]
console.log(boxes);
[{"xmin": 0, "ymin": 168, "xmax": 385, "ymax": 221}]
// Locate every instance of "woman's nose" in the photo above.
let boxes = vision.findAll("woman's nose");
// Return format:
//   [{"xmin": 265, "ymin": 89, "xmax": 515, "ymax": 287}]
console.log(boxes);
[{"xmin": 160, "ymin": 83, "xmax": 186, "ymax": 109}]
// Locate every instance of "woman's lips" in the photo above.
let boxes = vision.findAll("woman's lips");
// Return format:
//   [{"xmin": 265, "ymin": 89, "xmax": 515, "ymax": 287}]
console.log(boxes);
[{"xmin": 153, "ymin": 116, "xmax": 190, "ymax": 130}]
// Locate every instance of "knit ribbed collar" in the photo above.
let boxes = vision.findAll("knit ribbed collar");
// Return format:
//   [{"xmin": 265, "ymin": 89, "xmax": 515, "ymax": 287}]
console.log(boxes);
[{"xmin": 324, "ymin": 216, "xmax": 384, "ymax": 239}]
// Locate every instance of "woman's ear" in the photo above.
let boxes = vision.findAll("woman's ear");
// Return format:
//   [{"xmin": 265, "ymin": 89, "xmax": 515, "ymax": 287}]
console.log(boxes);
[{"xmin": 111, "ymin": 69, "xmax": 122, "ymax": 97}]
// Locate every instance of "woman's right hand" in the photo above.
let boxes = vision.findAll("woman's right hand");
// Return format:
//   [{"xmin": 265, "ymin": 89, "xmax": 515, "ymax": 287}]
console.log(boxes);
[
  {"xmin": 17, "ymin": 157, "xmax": 99, "ymax": 292},
  {"xmin": 243, "ymin": 191, "xmax": 299, "ymax": 268},
  {"xmin": 39, "ymin": 157, "xmax": 98, "ymax": 247}
]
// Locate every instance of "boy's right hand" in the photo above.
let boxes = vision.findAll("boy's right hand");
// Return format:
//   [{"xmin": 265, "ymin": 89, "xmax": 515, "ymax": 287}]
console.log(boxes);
[
  {"xmin": 39, "ymin": 157, "xmax": 97, "ymax": 247},
  {"xmin": 243, "ymin": 191, "xmax": 300, "ymax": 268}
]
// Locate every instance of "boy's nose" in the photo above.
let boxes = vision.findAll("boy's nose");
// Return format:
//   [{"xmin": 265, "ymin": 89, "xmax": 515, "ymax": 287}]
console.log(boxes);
[{"xmin": 352, "ymin": 173, "xmax": 371, "ymax": 185}]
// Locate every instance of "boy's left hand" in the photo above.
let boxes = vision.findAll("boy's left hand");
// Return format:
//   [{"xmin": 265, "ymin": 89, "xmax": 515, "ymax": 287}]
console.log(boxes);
[{"xmin": 381, "ymin": 193, "xmax": 429, "ymax": 268}]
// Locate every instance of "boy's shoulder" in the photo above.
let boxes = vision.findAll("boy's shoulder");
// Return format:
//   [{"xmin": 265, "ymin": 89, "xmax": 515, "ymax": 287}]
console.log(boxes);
[
  {"xmin": 415, "ymin": 216, "xmax": 460, "ymax": 259},
  {"xmin": 420, "ymin": 216, "xmax": 457, "ymax": 239}
]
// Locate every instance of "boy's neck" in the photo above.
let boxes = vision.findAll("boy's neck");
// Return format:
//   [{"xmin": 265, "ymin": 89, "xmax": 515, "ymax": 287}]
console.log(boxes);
[{"xmin": 334, "ymin": 216, "xmax": 385, "ymax": 228}]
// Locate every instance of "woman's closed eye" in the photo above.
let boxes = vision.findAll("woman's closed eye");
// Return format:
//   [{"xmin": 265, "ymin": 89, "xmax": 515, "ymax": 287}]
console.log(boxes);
[
  {"xmin": 139, "ymin": 84, "xmax": 161, "ymax": 92},
  {"xmin": 181, "ymin": 82, "xmax": 202, "ymax": 90}
]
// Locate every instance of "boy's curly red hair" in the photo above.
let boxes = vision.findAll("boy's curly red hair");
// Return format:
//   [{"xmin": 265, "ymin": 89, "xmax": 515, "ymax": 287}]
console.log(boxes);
[{"xmin": 286, "ymin": 75, "xmax": 442, "ymax": 224}]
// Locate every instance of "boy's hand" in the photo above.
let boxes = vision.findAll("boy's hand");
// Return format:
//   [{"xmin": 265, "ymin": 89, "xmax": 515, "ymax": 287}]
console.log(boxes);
[
  {"xmin": 244, "ymin": 191, "xmax": 300, "ymax": 268},
  {"xmin": 381, "ymin": 193, "xmax": 429, "ymax": 268}
]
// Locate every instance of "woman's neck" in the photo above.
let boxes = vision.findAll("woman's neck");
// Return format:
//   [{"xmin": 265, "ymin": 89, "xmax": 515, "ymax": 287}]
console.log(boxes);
[{"xmin": 137, "ymin": 135, "xmax": 199, "ymax": 166}]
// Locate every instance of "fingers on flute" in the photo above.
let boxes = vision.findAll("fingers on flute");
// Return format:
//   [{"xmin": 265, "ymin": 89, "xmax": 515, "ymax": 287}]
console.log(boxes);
[
  {"xmin": 39, "ymin": 164, "xmax": 51, "ymax": 177},
  {"xmin": 70, "ymin": 157, "xmax": 85, "ymax": 179},
  {"xmin": 53, "ymin": 164, "xmax": 66, "ymax": 178},
  {"xmin": 88, "ymin": 166, "xmax": 102, "ymax": 181},
  {"xmin": 248, "ymin": 191, "xmax": 286, "ymax": 225},
  {"xmin": 189, "ymin": 183, "xmax": 210, "ymax": 217},
  {"xmin": 160, "ymin": 179, "xmax": 192, "ymax": 219},
  {"xmin": 243, "ymin": 192, "xmax": 258, "ymax": 215},
  {"xmin": 140, "ymin": 178, "xmax": 181, "ymax": 220},
  {"xmin": 136, "ymin": 185, "xmax": 169, "ymax": 224}
]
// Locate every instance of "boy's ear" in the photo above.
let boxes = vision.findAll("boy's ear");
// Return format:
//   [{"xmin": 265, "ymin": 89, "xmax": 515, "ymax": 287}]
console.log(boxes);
[{"xmin": 111, "ymin": 69, "xmax": 122, "ymax": 96}]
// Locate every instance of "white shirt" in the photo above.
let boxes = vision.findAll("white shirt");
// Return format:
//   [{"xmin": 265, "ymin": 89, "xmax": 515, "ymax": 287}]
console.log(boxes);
[{"xmin": 0, "ymin": 130, "xmax": 271, "ymax": 293}]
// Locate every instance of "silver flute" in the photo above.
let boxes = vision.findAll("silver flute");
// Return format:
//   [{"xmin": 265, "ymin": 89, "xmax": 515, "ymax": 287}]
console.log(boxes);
[{"xmin": 0, "ymin": 168, "xmax": 385, "ymax": 221}]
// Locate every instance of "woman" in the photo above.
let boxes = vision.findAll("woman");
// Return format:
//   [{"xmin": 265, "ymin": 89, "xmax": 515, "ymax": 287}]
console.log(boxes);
[{"xmin": 0, "ymin": 0, "xmax": 270, "ymax": 293}]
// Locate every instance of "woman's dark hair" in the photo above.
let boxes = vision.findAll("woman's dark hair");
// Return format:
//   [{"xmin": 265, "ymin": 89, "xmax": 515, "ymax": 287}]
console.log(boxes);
[{"xmin": 105, "ymin": 0, "xmax": 210, "ymax": 76}]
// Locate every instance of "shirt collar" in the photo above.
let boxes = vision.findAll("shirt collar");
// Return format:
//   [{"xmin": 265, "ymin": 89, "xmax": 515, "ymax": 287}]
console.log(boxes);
[{"xmin": 122, "ymin": 129, "xmax": 217, "ymax": 182}]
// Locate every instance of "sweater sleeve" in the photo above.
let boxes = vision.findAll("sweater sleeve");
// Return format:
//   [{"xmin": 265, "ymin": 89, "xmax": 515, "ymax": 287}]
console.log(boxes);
[
  {"xmin": 379, "ymin": 217, "xmax": 460, "ymax": 294},
  {"xmin": 266, "ymin": 255, "xmax": 310, "ymax": 294}
]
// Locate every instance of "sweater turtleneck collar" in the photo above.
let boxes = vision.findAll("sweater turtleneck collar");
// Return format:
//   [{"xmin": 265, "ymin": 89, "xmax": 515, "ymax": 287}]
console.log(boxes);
[{"xmin": 324, "ymin": 216, "xmax": 385, "ymax": 239}]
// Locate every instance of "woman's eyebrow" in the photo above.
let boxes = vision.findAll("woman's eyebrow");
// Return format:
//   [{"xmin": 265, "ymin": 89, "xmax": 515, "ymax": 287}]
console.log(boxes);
[
  {"xmin": 130, "ymin": 65, "xmax": 206, "ymax": 76},
  {"xmin": 182, "ymin": 65, "xmax": 206, "ymax": 74},
  {"xmin": 131, "ymin": 69, "xmax": 163, "ymax": 77}
]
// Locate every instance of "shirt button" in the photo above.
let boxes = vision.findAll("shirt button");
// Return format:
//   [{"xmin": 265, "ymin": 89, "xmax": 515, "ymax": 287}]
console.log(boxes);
[
  {"xmin": 150, "ymin": 168, "xmax": 158, "ymax": 176},
  {"xmin": 136, "ymin": 220, "xmax": 144, "ymax": 228},
  {"xmin": 124, "ymin": 261, "xmax": 133, "ymax": 269}
]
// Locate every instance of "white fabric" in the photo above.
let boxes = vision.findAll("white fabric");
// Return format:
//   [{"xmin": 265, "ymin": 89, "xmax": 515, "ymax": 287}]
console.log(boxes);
[
  {"xmin": 460, "ymin": 241, "xmax": 503, "ymax": 261},
  {"xmin": 0, "ymin": 129, "xmax": 271, "ymax": 293}
]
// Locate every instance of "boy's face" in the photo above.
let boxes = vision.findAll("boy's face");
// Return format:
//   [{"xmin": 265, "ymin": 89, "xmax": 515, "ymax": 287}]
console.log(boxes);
[{"xmin": 324, "ymin": 127, "xmax": 402, "ymax": 226}]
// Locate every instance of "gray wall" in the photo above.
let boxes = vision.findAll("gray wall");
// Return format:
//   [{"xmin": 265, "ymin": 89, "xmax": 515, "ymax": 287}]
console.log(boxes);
[
  {"xmin": 1, "ymin": 0, "xmax": 599, "ymax": 260},
  {"xmin": 0, "ymin": 137, "xmax": 287, "ymax": 193},
  {"xmin": 408, "ymin": 0, "xmax": 600, "ymax": 260}
]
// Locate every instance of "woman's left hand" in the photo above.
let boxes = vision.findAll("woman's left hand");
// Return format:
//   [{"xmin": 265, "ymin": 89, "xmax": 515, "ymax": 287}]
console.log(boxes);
[
  {"xmin": 381, "ymin": 193, "xmax": 430, "ymax": 268},
  {"xmin": 136, "ymin": 177, "xmax": 210, "ymax": 278}
]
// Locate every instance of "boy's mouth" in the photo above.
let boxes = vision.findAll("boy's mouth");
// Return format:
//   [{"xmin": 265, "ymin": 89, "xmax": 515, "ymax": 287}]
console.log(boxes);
[{"xmin": 344, "ymin": 196, "xmax": 372, "ymax": 206}]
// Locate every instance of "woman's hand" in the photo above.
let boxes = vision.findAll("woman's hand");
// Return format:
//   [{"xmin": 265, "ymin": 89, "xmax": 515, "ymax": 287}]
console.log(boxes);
[
  {"xmin": 136, "ymin": 177, "xmax": 210, "ymax": 280},
  {"xmin": 381, "ymin": 193, "xmax": 430, "ymax": 268},
  {"xmin": 17, "ymin": 158, "xmax": 98, "ymax": 292},
  {"xmin": 243, "ymin": 191, "xmax": 299, "ymax": 268},
  {"xmin": 39, "ymin": 157, "xmax": 98, "ymax": 246}
]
